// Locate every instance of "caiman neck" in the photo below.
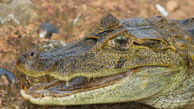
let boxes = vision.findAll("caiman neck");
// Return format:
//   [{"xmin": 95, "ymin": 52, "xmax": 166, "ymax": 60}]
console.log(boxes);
[{"xmin": 143, "ymin": 67, "xmax": 194, "ymax": 109}]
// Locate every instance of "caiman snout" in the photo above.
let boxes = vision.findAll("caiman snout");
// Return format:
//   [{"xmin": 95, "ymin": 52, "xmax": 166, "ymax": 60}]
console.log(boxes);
[{"xmin": 16, "ymin": 51, "xmax": 39, "ymax": 67}]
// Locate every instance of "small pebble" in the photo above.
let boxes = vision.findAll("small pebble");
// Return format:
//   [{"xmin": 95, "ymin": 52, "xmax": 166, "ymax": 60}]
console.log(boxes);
[
  {"xmin": 1, "ymin": 75, "xmax": 9, "ymax": 86},
  {"xmin": 166, "ymin": 1, "xmax": 179, "ymax": 12},
  {"xmin": 38, "ymin": 22, "xmax": 59, "ymax": 39},
  {"xmin": 0, "ymin": 68, "xmax": 16, "ymax": 85},
  {"xmin": 155, "ymin": 4, "xmax": 168, "ymax": 17},
  {"xmin": 0, "ymin": 98, "xmax": 2, "ymax": 108}
]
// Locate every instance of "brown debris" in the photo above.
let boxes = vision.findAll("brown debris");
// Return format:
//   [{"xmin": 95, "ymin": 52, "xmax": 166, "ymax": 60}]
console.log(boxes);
[
  {"xmin": 166, "ymin": 0, "xmax": 179, "ymax": 12},
  {"xmin": 0, "ymin": 75, "xmax": 9, "ymax": 86},
  {"xmin": 0, "ymin": 98, "xmax": 2, "ymax": 108}
]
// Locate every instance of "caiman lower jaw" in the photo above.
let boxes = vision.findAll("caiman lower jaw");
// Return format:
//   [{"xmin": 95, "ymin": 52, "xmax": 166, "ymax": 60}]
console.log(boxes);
[{"xmin": 20, "ymin": 68, "xmax": 134, "ymax": 104}]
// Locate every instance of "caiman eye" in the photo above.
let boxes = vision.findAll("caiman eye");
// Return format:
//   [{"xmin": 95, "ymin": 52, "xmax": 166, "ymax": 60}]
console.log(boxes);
[{"xmin": 107, "ymin": 36, "xmax": 129, "ymax": 49}]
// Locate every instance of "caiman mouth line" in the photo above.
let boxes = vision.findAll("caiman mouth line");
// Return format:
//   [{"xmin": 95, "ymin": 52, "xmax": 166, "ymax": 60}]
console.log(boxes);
[{"xmin": 20, "ymin": 68, "xmax": 134, "ymax": 98}]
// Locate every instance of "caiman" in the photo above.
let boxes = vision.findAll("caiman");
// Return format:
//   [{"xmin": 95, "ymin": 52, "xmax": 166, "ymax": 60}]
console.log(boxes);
[{"xmin": 16, "ymin": 14, "xmax": 194, "ymax": 109}]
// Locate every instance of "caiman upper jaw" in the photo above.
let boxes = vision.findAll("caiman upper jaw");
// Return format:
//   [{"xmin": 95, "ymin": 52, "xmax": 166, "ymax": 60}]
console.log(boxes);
[{"xmin": 16, "ymin": 13, "xmax": 183, "ymax": 82}]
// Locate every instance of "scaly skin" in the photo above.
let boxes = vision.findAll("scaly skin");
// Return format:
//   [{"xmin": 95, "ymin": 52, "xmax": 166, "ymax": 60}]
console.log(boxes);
[{"xmin": 16, "ymin": 14, "xmax": 194, "ymax": 108}]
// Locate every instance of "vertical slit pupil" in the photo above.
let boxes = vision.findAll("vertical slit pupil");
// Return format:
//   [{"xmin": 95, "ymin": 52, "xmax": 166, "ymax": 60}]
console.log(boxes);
[{"xmin": 115, "ymin": 36, "xmax": 128, "ymax": 46}]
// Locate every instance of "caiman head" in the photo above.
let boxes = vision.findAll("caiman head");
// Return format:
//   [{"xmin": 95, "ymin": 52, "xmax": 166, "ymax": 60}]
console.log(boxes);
[{"xmin": 16, "ymin": 14, "xmax": 187, "ymax": 106}]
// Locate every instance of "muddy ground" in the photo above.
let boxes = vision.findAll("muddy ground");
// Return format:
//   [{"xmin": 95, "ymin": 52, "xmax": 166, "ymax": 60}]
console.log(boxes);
[{"xmin": 0, "ymin": 0, "xmax": 194, "ymax": 108}]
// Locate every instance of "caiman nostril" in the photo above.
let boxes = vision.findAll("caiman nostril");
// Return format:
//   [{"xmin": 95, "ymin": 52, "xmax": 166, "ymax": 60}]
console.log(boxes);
[{"xmin": 29, "ymin": 51, "xmax": 39, "ymax": 59}]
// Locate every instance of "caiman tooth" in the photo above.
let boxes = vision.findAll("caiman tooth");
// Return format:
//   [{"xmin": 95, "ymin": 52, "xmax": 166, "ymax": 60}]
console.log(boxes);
[
  {"xmin": 66, "ymin": 81, "xmax": 70, "ymax": 87},
  {"xmin": 24, "ymin": 86, "xmax": 28, "ymax": 94},
  {"xmin": 87, "ymin": 77, "xmax": 91, "ymax": 82},
  {"xmin": 21, "ymin": 81, "xmax": 24, "ymax": 89},
  {"xmin": 41, "ymin": 93, "xmax": 43, "ymax": 97},
  {"xmin": 47, "ymin": 91, "xmax": 50, "ymax": 96},
  {"xmin": 26, "ymin": 76, "xmax": 29, "ymax": 80},
  {"xmin": 35, "ymin": 79, "xmax": 38, "ymax": 84},
  {"xmin": 81, "ymin": 86, "xmax": 84, "ymax": 91}
]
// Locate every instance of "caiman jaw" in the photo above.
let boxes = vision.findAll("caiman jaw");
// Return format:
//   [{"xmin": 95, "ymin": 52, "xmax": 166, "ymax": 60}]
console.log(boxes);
[
  {"xmin": 19, "ymin": 65, "xmax": 183, "ymax": 106},
  {"xmin": 20, "ymin": 68, "xmax": 134, "ymax": 105}
]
